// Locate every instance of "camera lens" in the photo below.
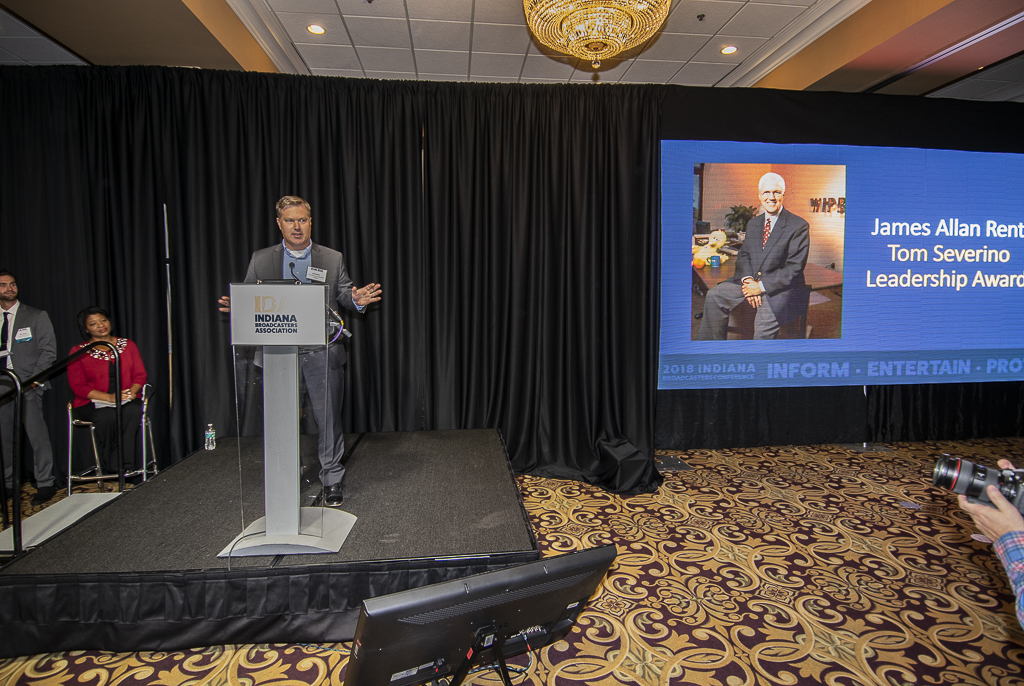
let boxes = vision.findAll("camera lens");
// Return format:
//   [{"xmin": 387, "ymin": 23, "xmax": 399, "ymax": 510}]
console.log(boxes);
[
  {"xmin": 932, "ymin": 454, "xmax": 998, "ymax": 500},
  {"xmin": 933, "ymin": 454, "xmax": 1024, "ymax": 514},
  {"xmin": 962, "ymin": 464, "xmax": 999, "ymax": 500},
  {"xmin": 932, "ymin": 454, "xmax": 962, "ymax": 490}
]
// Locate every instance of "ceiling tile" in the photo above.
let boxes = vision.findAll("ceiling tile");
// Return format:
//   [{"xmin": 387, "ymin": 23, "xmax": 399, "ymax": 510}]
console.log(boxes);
[
  {"xmin": 410, "ymin": 20, "xmax": 471, "ymax": 51},
  {"xmin": 570, "ymin": 58, "xmax": 633, "ymax": 82},
  {"xmin": 570, "ymin": 72, "xmax": 609, "ymax": 84},
  {"xmin": 0, "ymin": 36, "xmax": 81, "ymax": 62},
  {"xmin": 664, "ymin": 0, "xmax": 743, "ymax": 34},
  {"xmin": 691, "ymin": 35, "xmax": 768, "ymax": 63},
  {"xmin": 978, "ymin": 56, "xmax": 1024, "ymax": 82},
  {"xmin": 0, "ymin": 10, "xmax": 36, "ymax": 36},
  {"xmin": 345, "ymin": 16, "xmax": 411, "ymax": 48},
  {"xmin": 363, "ymin": 71, "xmax": 417, "ymax": 79},
  {"xmin": 415, "ymin": 49, "xmax": 469, "ymax": 75},
  {"xmin": 295, "ymin": 43, "xmax": 362, "ymax": 70},
  {"xmin": 357, "ymin": 46, "xmax": 416, "ymax": 72},
  {"xmin": 310, "ymin": 68, "xmax": 366, "ymax": 77},
  {"xmin": 669, "ymin": 61, "xmax": 736, "ymax": 85},
  {"xmin": 932, "ymin": 78, "xmax": 1012, "ymax": 100},
  {"xmin": 418, "ymin": 73, "xmax": 470, "ymax": 81},
  {"xmin": 472, "ymin": 23, "xmax": 531, "ymax": 54},
  {"xmin": 620, "ymin": 60, "xmax": 684, "ymax": 83},
  {"xmin": 474, "ymin": 0, "xmax": 527, "ymax": 26},
  {"xmin": 521, "ymin": 54, "xmax": 578, "ymax": 79},
  {"xmin": 637, "ymin": 32, "xmax": 710, "ymax": 62},
  {"xmin": 0, "ymin": 45, "xmax": 24, "ymax": 63},
  {"xmin": 469, "ymin": 75, "xmax": 513, "ymax": 82},
  {"xmin": 750, "ymin": 0, "xmax": 815, "ymax": 5},
  {"xmin": 267, "ymin": 0, "xmax": 337, "ymax": 12},
  {"xmin": 527, "ymin": 37, "xmax": 565, "ymax": 56},
  {"xmin": 277, "ymin": 14, "xmax": 350, "ymax": 45},
  {"xmin": 979, "ymin": 81, "xmax": 1024, "ymax": 102},
  {"xmin": 721, "ymin": 3, "xmax": 806, "ymax": 39},
  {"xmin": 471, "ymin": 52, "xmax": 525, "ymax": 77},
  {"xmin": 407, "ymin": 0, "xmax": 474, "ymax": 22},
  {"xmin": 335, "ymin": 0, "xmax": 406, "ymax": 19}
]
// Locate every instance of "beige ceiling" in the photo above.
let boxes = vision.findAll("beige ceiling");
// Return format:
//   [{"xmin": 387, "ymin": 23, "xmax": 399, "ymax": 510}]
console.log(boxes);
[{"xmin": 1, "ymin": 0, "xmax": 1022, "ymax": 102}]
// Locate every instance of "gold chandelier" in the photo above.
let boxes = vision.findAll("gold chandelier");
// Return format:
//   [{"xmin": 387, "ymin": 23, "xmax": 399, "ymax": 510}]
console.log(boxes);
[{"xmin": 524, "ymin": 0, "xmax": 671, "ymax": 68}]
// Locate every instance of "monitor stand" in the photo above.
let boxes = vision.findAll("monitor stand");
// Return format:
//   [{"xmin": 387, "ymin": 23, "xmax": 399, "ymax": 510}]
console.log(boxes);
[{"xmin": 449, "ymin": 626, "xmax": 514, "ymax": 686}]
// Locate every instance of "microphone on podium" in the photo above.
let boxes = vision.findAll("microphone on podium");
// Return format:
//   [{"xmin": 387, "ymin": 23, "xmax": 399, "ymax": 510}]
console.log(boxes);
[{"xmin": 290, "ymin": 262, "xmax": 353, "ymax": 341}]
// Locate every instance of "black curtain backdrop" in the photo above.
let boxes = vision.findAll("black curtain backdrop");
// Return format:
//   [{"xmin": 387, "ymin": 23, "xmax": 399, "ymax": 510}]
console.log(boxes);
[
  {"xmin": 3, "ymin": 66, "xmax": 1023, "ymax": 490},
  {"xmin": 0, "ymin": 66, "xmax": 662, "ymax": 494},
  {"xmin": 418, "ymin": 83, "xmax": 661, "ymax": 491},
  {"xmin": 655, "ymin": 386, "xmax": 868, "ymax": 450},
  {"xmin": 156, "ymin": 72, "xmax": 426, "ymax": 465},
  {"xmin": 0, "ymin": 67, "xmax": 172, "ymax": 481}
]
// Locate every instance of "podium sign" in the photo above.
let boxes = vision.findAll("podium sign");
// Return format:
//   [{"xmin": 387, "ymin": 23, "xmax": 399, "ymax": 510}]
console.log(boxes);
[
  {"xmin": 221, "ymin": 283, "xmax": 355, "ymax": 557},
  {"xmin": 229, "ymin": 283, "xmax": 328, "ymax": 346}
]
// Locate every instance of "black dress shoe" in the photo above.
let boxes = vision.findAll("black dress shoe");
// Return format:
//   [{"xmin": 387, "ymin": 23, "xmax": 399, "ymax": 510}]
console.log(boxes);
[
  {"xmin": 324, "ymin": 483, "xmax": 344, "ymax": 507},
  {"xmin": 31, "ymin": 486, "xmax": 55, "ymax": 506}
]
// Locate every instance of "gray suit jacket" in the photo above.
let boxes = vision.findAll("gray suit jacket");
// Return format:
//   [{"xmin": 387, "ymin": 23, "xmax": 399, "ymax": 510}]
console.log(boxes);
[
  {"xmin": 244, "ymin": 242, "xmax": 358, "ymax": 366},
  {"xmin": 732, "ymin": 207, "xmax": 810, "ymax": 325},
  {"xmin": 1, "ymin": 303, "xmax": 57, "ymax": 391}
]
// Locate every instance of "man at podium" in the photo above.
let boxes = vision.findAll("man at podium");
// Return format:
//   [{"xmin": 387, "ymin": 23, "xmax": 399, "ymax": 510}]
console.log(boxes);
[{"xmin": 219, "ymin": 196, "xmax": 381, "ymax": 507}]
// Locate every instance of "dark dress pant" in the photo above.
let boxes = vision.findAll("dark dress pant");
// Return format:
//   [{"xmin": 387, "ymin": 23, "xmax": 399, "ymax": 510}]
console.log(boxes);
[
  {"xmin": 1, "ymin": 388, "xmax": 55, "ymax": 490},
  {"xmin": 698, "ymin": 281, "xmax": 781, "ymax": 340},
  {"xmin": 299, "ymin": 347, "xmax": 345, "ymax": 488},
  {"xmin": 72, "ymin": 400, "xmax": 143, "ymax": 474}
]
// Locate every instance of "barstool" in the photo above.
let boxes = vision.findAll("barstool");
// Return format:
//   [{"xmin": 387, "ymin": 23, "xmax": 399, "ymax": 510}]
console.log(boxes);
[{"xmin": 67, "ymin": 383, "xmax": 159, "ymax": 495}]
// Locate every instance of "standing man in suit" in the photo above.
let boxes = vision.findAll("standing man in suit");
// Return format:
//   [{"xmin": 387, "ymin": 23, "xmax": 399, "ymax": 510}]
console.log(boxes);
[
  {"xmin": 218, "ymin": 196, "xmax": 381, "ymax": 507},
  {"xmin": 0, "ymin": 269, "xmax": 57, "ymax": 505},
  {"xmin": 698, "ymin": 172, "xmax": 810, "ymax": 340}
]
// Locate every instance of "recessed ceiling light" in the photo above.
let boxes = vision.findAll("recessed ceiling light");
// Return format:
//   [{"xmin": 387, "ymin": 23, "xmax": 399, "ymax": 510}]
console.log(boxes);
[
  {"xmin": 307, "ymin": 24, "xmax": 326, "ymax": 35},
  {"xmin": 721, "ymin": 46, "xmax": 738, "ymax": 55}
]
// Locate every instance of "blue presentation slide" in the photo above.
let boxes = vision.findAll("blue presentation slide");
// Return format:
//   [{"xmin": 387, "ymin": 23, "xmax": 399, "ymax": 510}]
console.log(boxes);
[{"xmin": 660, "ymin": 140, "xmax": 1024, "ymax": 389}]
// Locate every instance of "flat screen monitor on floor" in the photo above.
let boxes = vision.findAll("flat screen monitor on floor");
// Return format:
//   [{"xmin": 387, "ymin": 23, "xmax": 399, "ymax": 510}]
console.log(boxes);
[{"xmin": 343, "ymin": 544, "xmax": 617, "ymax": 686}]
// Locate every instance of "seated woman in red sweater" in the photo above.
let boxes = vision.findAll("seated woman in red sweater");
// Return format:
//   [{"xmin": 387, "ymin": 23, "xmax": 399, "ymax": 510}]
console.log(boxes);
[{"xmin": 67, "ymin": 306, "xmax": 147, "ymax": 475}]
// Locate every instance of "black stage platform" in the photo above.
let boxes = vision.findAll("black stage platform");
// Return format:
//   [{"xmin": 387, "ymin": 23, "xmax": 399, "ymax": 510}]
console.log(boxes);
[{"xmin": 0, "ymin": 429, "xmax": 538, "ymax": 658}]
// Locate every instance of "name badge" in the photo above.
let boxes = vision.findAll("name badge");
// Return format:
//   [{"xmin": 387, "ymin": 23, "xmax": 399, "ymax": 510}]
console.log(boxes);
[
  {"xmin": 307, "ymin": 266, "xmax": 327, "ymax": 283},
  {"xmin": 15, "ymin": 327, "xmax": 32, "ymax": 342}
]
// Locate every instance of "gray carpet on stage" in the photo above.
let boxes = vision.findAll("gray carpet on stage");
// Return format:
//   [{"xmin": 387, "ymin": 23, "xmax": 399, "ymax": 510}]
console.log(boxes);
[{"xmin": 2, "ymin": 429, "xmax": 535, "ymax": 575}]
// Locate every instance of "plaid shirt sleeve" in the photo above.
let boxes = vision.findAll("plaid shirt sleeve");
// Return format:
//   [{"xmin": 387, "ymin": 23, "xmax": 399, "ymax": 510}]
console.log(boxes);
[{"xmin": 994, "ymin": 531, "xmax": 1024, "ymax": 629}]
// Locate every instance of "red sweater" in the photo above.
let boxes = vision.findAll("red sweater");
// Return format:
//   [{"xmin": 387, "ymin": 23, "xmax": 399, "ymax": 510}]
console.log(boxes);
[{"xmin": 68, "ymin": 338, "xmax": 147, "ymax": 408}]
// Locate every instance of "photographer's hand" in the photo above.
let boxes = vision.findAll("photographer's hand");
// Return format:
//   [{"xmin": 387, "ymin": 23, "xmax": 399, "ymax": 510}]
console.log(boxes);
[{"xmin": 959, "ymin": 460, "xmax": 1024, "ymax": 541}]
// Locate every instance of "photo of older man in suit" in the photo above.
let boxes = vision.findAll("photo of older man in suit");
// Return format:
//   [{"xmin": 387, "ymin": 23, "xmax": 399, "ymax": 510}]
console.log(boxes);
[{"xmin": 697, "ymin": 172, "xmax": 810, "ymax": 340}]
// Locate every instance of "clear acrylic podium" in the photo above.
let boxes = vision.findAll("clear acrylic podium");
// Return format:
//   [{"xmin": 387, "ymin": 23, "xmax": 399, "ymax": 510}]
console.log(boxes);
[{"xmin": 219, "ymin": 282, "xmax": 356, "ymax": 557}]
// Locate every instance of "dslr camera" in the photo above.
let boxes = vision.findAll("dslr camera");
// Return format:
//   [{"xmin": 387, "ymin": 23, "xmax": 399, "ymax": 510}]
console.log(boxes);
[{"xmin": 933, "ymin": 453, "xmax": 1024, "ymax": 514}]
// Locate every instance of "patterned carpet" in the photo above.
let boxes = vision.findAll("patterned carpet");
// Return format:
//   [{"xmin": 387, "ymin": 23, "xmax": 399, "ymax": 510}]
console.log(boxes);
[{"xmin": 3, "ymin": 438, "xmax": 1024, "ymax": 685}]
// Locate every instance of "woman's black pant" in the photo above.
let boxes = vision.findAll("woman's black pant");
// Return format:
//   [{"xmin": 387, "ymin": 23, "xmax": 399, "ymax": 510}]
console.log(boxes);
[{"xmin": 73, "ymin": 400, "xmax": 143, "ymax": 474}]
